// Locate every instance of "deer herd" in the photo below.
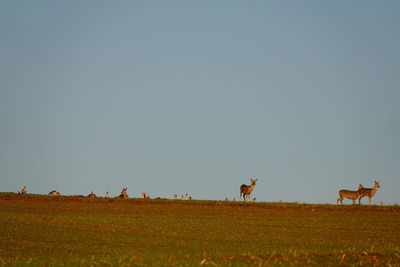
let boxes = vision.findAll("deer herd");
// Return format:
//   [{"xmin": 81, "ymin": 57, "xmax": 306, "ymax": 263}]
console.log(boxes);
[
  {"xmin": 337, "ymin": 181, "xmax": 381, "ymax": 205},
  {"xmin": 17, "ymin": 178, "xmax": 383, "ymax": 205}
]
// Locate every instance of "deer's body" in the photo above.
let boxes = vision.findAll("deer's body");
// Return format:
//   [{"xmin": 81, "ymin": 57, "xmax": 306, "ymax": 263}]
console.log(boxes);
[
  {"xmin": 49, "ymin": 190, "xmax": 60, "ymax": 196},
  {"xmin": 87, "ymin": 191, "xmax": 97, "ymax": 198},
  {"xmin": 119, "ymin": 187, "xmax": 128, "ymax": 199},
  {"xmin": 105, "ymin": 191, "xmax": 110, "ymax": 198},
  {"xmin": 337, "ymin": 189, "xmax": 359, "ymax": 204},
  {"xmin": 240, "ymin": 178, "xmax": 258, "ymax": 201},
  {"xmin": 21, "ymin": 186, "xmax": 27, "ymax": 195},
  {"xmin": 358, "ymin": 181, "xmax": 380, "ymax": 205}
]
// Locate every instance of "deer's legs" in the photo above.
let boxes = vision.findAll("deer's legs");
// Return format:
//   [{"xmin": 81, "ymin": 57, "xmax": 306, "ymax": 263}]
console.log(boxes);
[{"xmin": 337, "ymin": 195, "xmax": 343, "ymax": 205}]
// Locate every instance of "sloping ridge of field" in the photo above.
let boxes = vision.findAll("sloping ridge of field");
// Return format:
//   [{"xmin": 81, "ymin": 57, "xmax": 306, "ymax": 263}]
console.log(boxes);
[{"xmin": 0, "ymin": 193, "xmax": 399, "ymax": 266}]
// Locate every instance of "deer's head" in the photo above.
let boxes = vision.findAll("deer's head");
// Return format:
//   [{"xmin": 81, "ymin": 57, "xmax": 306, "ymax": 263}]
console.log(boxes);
[{"xmin": 250, "ymin": 178, "xmax": 258, "ymax": 185}]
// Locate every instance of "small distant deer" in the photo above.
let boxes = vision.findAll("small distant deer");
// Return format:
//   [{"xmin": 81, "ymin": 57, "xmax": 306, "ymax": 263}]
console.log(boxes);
[
  {"xmin": 337, "ymin": 187, "xmax": 360, "ymax": 205},
  {"xmin": 119, "ymin": 187, "xmax": 129, "ymax": 199},
  {"xmin": 358, "ymin": 181, "xmax": 381, "ymax": 205},
  {"xmin": 21, "ymin": 186, "xmax": 27, "ymax": 195},
  {"xmin": 87, "ymin": 191, "xmax": 97, "ymax": 198},
  {"xmin": 141, "ymin": 192, "xmax": 150, "ymax": 199},
  {"xmin": 173, "ymin": 194, "xmax": 178, "ymax": 200},
  {"xmin": 105, "ymin": 191, "xmax": 110, "ymax": 198},
  {"xmin": 49, "ymin": 190, "xmax": 60, "ymax": 196},
  {"xmin": 240, "ymin": 178, "xmax": 258, "ymax": 201}
]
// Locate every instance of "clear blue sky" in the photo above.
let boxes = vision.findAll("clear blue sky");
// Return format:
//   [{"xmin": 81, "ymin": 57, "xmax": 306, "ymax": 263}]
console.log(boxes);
[{"xmin": 1, "ymin": 1, "xmax": 399, "ymax": 204}]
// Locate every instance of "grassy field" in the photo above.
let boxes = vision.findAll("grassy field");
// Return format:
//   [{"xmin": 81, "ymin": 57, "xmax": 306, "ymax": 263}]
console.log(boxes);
[{"xmin": 0, "ymin": 193, "xmax": 399, "ymax": 266}]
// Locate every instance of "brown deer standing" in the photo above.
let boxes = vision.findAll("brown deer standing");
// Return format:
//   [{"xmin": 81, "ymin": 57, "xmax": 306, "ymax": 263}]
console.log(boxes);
[
  {"xmin": 240, "ymin": 178, "xmax": 258, "ymax": 201},
  {"xmin": 21, "ymin": 186, "xmax": 27, "ymax": 195},
  {"xmin": 337, "ymin": 184, "xmax": 363, "ymax": 205},
  {"xmin": 358, "ymin": 181, "xmax": 381, "ymax": 205},
  {"xmin": 119, "ymin": 187, "xmax": 129, "ymax": 199}
]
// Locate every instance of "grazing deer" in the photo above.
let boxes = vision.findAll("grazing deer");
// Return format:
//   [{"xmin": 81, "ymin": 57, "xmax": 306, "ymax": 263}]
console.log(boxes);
[
  {"xmin": 21, "ymin": 186, "xmax": 27, "ymax": 195},
  {"xmin": 119, "ymin": 187, "xmax": 129, "ymax": 199},
  {"xmin": 240, "ymin": 178, "xmax": 258, "ymax": 201},
  {"xmin": 87, "ymin": 191, "xmax": 97, "ymax": 198},
  {"xmin": 358, "ymin": 181, "xmax": 381, "ymax": 205},
  {"xmin": 141, "ymin": 192, "xmax": 150, "ymax": 199},
  {"xmin": 105, "ymin": 191, "xmax": 110, "ymax": 198},
  {"xmin": 49, "ymin": 190, "xmax": 60, "ymax": 196},
  {"xmin": 337, "ymin": 187, "xmax": 360, "ymax": 205}
]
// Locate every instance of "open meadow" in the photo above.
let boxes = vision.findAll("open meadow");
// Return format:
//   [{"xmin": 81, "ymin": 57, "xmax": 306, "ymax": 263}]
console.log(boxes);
[{"xmin": 0, "ymin": 193, "xmax": 399, "ymax": 266}]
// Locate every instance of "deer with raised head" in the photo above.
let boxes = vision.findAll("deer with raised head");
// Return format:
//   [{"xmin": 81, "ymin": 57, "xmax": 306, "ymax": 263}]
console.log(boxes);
[
  {"xmin": 119, "ymin": 187, "xmax": 129, "ymax": 199},
  {"xmin": 21, "ymin": 186, "xmax": 27, "ymax": 195},
  {"xmin": 358, "ymin": 181, "xmax": 381, "ymax": 205},
  {"xmin": 240, "ymin": 178, "xmax": 258, "ymax": 201},
  {"xmin": 49, "ymin": 190, "xmax": 60, "ymax": 196},
  {"xmin": 105, "ymin": 191, "xmax": 110, "ymax": 198}
]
